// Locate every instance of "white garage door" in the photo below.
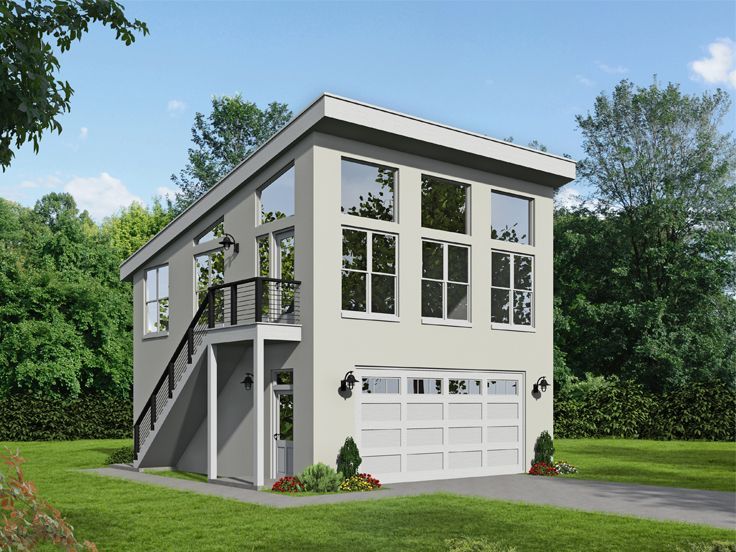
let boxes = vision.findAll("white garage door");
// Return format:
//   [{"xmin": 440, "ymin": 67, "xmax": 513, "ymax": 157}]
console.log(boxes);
[{"xmin": 356, "ymin": 369, "xmax": 524, "ymax": 483}]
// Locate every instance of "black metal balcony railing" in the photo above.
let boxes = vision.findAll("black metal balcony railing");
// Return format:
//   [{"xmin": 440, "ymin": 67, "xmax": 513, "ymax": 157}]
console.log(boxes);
[{"xmin": 133, "ymin": 277, "xmax": 301, "ymax": 459}]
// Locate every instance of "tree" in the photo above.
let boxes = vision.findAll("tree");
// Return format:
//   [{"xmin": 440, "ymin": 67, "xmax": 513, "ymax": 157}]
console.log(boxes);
[
  {"xmin": 555, "ymin": 80, "xmax": 736, "ymax": 391},
  {"xmin": 0, "ymin": 0, "xmax": 148, "ymax": 169},
  {"xmin": 171, "ymin": 94, "xmax": 292, "ymax": 213},
  {"xmin": 102, "ymin": 199, "xmax": 174, "ymax": 259}
]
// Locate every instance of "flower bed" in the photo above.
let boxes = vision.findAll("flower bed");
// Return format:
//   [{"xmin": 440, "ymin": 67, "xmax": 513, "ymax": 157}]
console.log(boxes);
[
  {"xmin": 529, "ymin": 461, "xmax": 559, "ymax": 476},
  {"xmin": 271, "ymin": 476, "xmax": 305, "ymax": 493},
  {"xmin": 339, "ymin": 473, "xmax": 381, "ymax": 492},
  {"xmin": 554, "ymin": 460, "xmax": 578, "ymax": 474}
]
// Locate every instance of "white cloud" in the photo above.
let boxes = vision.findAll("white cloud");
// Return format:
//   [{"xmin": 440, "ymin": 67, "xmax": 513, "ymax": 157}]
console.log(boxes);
[
  {"xmin": 63, "ymin": 172, "xmax": 143, "ymax": 220},
  {"xmin": 79, "ymin": 127, "xmax": 88, "ymax": 140},
  {"xmin": 575, "ymin": 74, "xmax": 595, "ymax": 87},
  {"xmin": 596, "ymin": 62, "xmax": 628, "ymax": 75},
  {"xmin": 156, "ymin": 186, "xmax": 177, "ymax": 201},
  {"xmin": 18, "ymin": 175, "xmax": 62, "ymax": 190},
  {"xmin": 167, "ymin": 99, "xmax": 187, "ymax": 114},
  {"xmin": 689, "ymin": 38, "xmax": 736, "ymax": 88}
]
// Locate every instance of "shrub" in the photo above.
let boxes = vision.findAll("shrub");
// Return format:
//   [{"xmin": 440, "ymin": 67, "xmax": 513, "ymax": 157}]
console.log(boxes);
[
  {"xmin": 271, "ymin": 476, "xmax": 305, "ymax": 493},
  {"xmin": 554, "ymin": 460, "xmax": 578, "ymax": 474},
  {"xmin": 339, "ymin": 473, "xmax": 381, "ymax": 492},
  {"xmin": 105, "ymin": 446, "xmax": 134, "ymax": 465},
  {"xmin": 336, "ymin": 436, "xmax": 362, "ymax": 479},
  {"xmin": 299, "ymin": 463, "xmax": 343, "ymax": 493},
  {"xmin": 0, "ymin": 448, "xmax": 97, "ymax": 551},
  {"xmin": 445, "ymin": 536, "xmax": 517, "ymax": 551},
  {"xmin": 532, "ymin": 431, "xmax": 554, "ymax": 465},
  {"xmin": 529, "ymin": 462, "xmax": 559, "ymax": 476}
]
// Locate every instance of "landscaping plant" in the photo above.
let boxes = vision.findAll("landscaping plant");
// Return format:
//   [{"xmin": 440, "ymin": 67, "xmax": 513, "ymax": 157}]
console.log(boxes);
[
  {"xmin": 271, "ymin": 476, "xmax": 305, "ymax": 493},
  {"xmin": 532, "ymin": 430, "xmax": 554, "ymax": 465},
  {"xmin": 299, "ymin": 463, "xmax": 343, "ymax": 493},
  {"xmin": 339, "ymin": 473, "xmax": 381, "ymax": 492},
  {"xmin": 336, "ymin": 436, "xmax": 362, "ymax": 479},
  {"xmin": 105, "ymin": 446, "xmax": 134, "ymax": 465},
  {"xmin": 553, "ymin": 461, "xmax": 577, "ymax": 475},
  {"xmin": 529, "ymin": 462, "xmax": 559, "ymax": 476},
  {"xmin": 0, "ymin": 448, "xmax": 97, "ymax": 551}
]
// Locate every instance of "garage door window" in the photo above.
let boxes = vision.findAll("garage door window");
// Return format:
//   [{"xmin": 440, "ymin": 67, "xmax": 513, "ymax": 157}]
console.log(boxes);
[
  {"xmin": 408, "ymin": 378, "xmax": 442, "ymax": 394},
  {"xmin": 362, "ymin": 377, "xmax": 400, "ymax": 394},
  {"xmin": 488, "ymin": 379, "xmax": 518, "ymax": 395},
  {"xmin": 449, "ymin": 379, "xmax": 481, "ymax": 395}
]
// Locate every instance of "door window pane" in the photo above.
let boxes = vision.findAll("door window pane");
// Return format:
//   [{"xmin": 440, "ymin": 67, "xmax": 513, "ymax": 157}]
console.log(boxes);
[
  {"xmin": 278, "ymin": 393, "xmax": 294, "ymax": 441},
  {"xmin": 491, "ymin": 191, "xmax": 531, "ymax": 244},
  {"xmin": 408, "ymin": 378, "xmax": 442, "ymax": 394},
  {"xmin": 278, "ymin": 234, "xmax": 295, "ymax": 281},
  {"xmin": 260, "ymin": 165, "xmax": 295, "ymax": 224},
  {"xmin": 421, "ymin": 175, "xmax": 468, "ymax": 234},
  {"xmin": 341, "ymin": 159, "xmax": 396, "ymax": 222}
]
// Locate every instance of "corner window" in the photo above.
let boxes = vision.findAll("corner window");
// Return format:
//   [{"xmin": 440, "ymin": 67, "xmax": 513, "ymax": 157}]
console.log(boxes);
[
  {"xmin": 408, "ymin": 378, "xmax": 442, "ymax": 394},
  {"xmin": 449, "ymin": 379, "xmax": 481, "ymax": 395},
  {"xmin": 362, "ymin": 377, "xmax": 400, "ymax": 394},
  {"xmin": 421, "ymin": 175, "xmax": 468, "ymax": 234},
  {"xmin": 342, "ymin": 228, "xmax": 397, "ymax": 316},
  {"xmin": 145, "ymin": 265, "xmax": 169, "ymax": 334},
  {"xmin": 196, "ymin": 220, "xmax": 224, "ymax": 245},
  {"xmin": 259, "ymin": 165, "xmax": 295, "ymax": 225},
  {"xmin": 421, "ymin": 240, "xmax": 470, "ymax": 322},
  {"xmin": 491, "ymin": 251, "xmax": 533, "ymax": 327},
  {"xmin": 341, "ymin": 159, "xmax": 396, "ymax": 222},
  {"xmin": 194, "ymin": 250, "xmax": 224, "ymax": 322},
  {"xmin": 491, "ymin": 191, "xmax": 532, "ymax": 244}
]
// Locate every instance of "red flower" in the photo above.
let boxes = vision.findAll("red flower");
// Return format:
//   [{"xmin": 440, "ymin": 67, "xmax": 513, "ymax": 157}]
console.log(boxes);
[{"xmin": 528, "ymin": 462, "xmax": 559, "ymax": 476}]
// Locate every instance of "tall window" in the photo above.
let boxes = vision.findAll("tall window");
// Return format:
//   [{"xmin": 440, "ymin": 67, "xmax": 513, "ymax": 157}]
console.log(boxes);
[
  {"xmin": 145, "ymin": 265, "xmax": 169, "ymax": 334},
  {"xmin": 196, "ymin": 220, "xmax": 224, "ymax": 245},
  {"xmin": 421, "ymin": 240, "xmax": 470, "ymax": 322},
  {"xmin": 491, "ymin": 251, "xmax": 533, "ymax": 327},
  {"xmin": 195, "ymin": 250, "xmax": 224, "ymax": 322},
  {"xmin": 421, "ymin": 175, "xmax": 468, "ymax": 234},
  {"xmin": 341, "ymin": 159, "xmax": 396, "ymax": 222},
  {"xmin": 259, "ymin": 165, "xmax": 295, "ymax": 225},
  {"xmin": 342, "ymin": 228, "xmax": 397, "ymax": 316},
  {"xmin": 491, "ymin": 191, "xmax": 532, "ymax": 244}
]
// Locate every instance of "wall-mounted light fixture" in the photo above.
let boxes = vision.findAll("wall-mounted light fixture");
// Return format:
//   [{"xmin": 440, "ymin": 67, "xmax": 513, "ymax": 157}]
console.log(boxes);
[
  {"xmin": 241, "ymin": 373, "xmax": 253, "ymax": 391},
  {"xmin": 532, "ymin": 376, "xmax": 549, "ymax": 394},
  {"xmin": 219, "ymin": 233, "xmax": 240, "ymax": 253},
  {"xmin": 339, "ymin": 371, "xmax": 359, "ymax": 392}
]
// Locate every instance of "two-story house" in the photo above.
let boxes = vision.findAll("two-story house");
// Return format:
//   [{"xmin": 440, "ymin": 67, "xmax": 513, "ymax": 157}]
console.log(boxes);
[{"xmin": 120, "ymin": 93, "xmax": 576, "ymax": 488}]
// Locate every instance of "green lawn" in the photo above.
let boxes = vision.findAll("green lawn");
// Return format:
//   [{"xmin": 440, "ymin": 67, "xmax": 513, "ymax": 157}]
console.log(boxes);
[
  {"xmin": 556, "ymin": 439, "xmax": 736, "ymax": 492},
  {"xmin": 1, "ymin": 440, "xmax": 734, "ymax": 551},
  {"xmin": 143, "ymin": 468, "xmax": 208, "ymax": 483}
]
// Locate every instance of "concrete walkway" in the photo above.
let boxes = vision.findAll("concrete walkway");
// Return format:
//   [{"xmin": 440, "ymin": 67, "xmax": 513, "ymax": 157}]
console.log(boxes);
[{"xmin": 89, "ymin": 467, "xmax": 736, "ymax": 529}]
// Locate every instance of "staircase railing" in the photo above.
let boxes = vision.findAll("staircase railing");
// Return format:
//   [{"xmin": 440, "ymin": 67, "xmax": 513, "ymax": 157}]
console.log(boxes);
[{"xmin": 133, "ymin": 277, "xmax": 301, "ymax": 459}]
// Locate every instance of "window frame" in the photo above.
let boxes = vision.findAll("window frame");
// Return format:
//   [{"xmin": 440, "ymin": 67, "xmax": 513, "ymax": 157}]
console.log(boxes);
[
  {"xmin": 490, "ymin": 190, "xmax": 534, "ymax": 246},
  {"xmin": 421, "ymin": 238, "xmax": 471, "ymax": 326},
  {"xmin": 340, "ymin": 157, "xmax": 398, "ymax": 223},
  {"xmin": 144, "ymin": 264, "xmax": 169, "ymax": 336},
  {"xmin": 491, "ymin": 250, "xmax": 535, "ymax": 332},
  {"xmin": 257, "ymin": 163, "xmax": 296, "ymax": 227},
  {"xmin": 341, "ymin": 226, "xmax": 399, "ymax": 322},
  {"xmin": 194, "ymin": 219, "xmax": 224, "ymax": 245},
  {"xmin": 193, "ymin": 248, "xmax": 225, "ymax": 323}
]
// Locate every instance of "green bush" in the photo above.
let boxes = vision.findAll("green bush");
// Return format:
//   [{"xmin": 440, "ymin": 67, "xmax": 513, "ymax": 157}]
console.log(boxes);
[
  {"xmin": 336, "ymin": 436, "xmax": 362, "ymax": 478},
  {"xmin": 0, "ymin": 394, "xmax": 131, "ymax": 441},
  {"xmin": 532, "ymin": 431, "xmax": 554, "ymax": 466},
  {"xmin": 106, "ymin": 446, "xmax": 134, "ymax": 465},
  {"xmin": 299, "ymin": 463, "xmax": 343, "ymax": 493},
  {"xmin": 554, "ymin": 379, "xmax": 736, "ymax": 441}
]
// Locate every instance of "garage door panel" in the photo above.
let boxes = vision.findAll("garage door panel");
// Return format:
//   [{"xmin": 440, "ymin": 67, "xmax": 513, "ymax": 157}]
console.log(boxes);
[
  {"xmin": 448, "ymin": 426, "xmax": 483, "ymax": 445},
  {"xmin": 487, "ymin": 426, "xmax": 518, "ymax": 442},
  {"xmin": 362, "ymin": 454, "xmax": 401, "ymax": 474},
  {"xmin": 448, "ymin": 402, "xmax": 483, "ymax": 420},
  {"xmin": 406, "ymin": 427, "xmax": 443, "ymax": 446},
  {"xmin": 407, "ymin": 452, "xmax": 443, "ymax": 472},
  {"xmin": 449, "ymin": 450, "xmax": 483, "ymax": 469},
  {"xmin": 487, "ymin": 448, "xmax": 519, "ymax": 466},
  {"xmin": 487, "ymin": 403, "xmax": 518, "ymax": 419},
  {"xmin": 406, "ymin": 402, "xmax": 443, "ymax": 421},
  {"xmin": 361, "ymin": 428, "xmax": 401, "ymax": 448},
  {"xmin": 362, "ymin": 402, "xmax": 401, "ymax": 422}
]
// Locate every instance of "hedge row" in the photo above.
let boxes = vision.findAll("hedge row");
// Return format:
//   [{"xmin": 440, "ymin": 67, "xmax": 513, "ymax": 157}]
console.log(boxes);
[
  {"xmin": 0, "ymin": 394, "xmax": 132, "ymax": 441},
  {"xmin": 554, "ymin": 382, "xmax": 735, "ymax": 441}
]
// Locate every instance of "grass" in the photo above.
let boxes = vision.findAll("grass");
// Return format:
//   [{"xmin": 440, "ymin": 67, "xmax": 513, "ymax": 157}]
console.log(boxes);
[
  {"xmin": 1, "ymin": 440, "xmax": 734, "ymax": 551},
  {"xmin": 556, "ymin": 439, "xmax": 736, "ymax": 492}
]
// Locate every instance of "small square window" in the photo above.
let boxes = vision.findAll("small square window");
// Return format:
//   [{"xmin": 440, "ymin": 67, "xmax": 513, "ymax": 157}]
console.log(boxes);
[
  {"xmin": 421, "ymin": 175, "xmax": 468, "ymax": 234},
  {"xmin": 491, "ymin": 191, "xmax": 532, "ymax": 244},
  {"xmin": 341, "ymin": 159, "xmax": 396, "ymax": 221}
]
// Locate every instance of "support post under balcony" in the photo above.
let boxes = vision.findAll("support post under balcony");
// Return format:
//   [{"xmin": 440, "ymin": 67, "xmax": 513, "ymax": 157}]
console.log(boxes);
[
  {"xmin": 255, "ymin": 278, "xmax": 263, "ymax": 323},
  {"xmin": 207, "ymin": 344, "xmax": 217, "ymax": 481}
]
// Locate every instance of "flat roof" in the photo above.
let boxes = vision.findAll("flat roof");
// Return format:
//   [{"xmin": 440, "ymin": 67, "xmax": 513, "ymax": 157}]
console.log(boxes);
[{"xmin": 120, "ymin": 93, "xmax": 576, "ymax": 281}]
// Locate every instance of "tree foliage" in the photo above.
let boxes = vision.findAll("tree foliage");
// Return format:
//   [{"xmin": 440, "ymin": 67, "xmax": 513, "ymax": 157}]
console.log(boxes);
[
  {"xmin": 555, "ymin": 80, "xmax": 736, "ymax": 392},
  {"xmin": 0, "ymin": 0, "xmax": 148, "ymax": 169},
  {"xmin": 171, "ymin": 94, "xmax": 292, "ymax": 213}
]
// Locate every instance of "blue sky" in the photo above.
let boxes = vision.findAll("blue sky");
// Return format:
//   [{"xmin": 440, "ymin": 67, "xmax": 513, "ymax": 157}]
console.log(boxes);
[{"xmin": 1, "ymin": 1, "xmax": 734, "ymax": 220}]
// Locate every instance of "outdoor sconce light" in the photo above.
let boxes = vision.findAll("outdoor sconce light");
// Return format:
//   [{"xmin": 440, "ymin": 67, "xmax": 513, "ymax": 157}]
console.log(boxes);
[
  {"xmin": 532, "ymin": 376, "xmax": 550, "ymax": 394},
  {"xmin": 241, "ymin": 373, "xmax": 253, "ymax": 391},
  {"xmin": 219, "ymin": 233, "xmax": 240, "ymax": 253},
  {"xmin": 340, "ymin": 371, "xmax": 359, "ymax": 392}
]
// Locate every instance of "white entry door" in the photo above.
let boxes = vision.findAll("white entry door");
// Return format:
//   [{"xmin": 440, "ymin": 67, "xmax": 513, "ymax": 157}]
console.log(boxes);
[
  {"xmin": 356, "ymin": 369, "xmax": 524, "ymax": 484},
  {"xmin": 273, "ymin": 389, "xmax": 294, "ymax": 478}
]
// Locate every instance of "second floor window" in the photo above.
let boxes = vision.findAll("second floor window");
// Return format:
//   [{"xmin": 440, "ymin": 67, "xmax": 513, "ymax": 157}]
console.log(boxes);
[
  {"xmin": 145, "ymin": 265, "xmax": 169, "ymax": 334},
  {"xmin": 341, "ymin": 158, "xmax": 396, "ymax": 222},
  {"xmin": 259, "ymin": 165, "xmax": 295, "ymax": 225},
  {"xmin": 421, "ymin": 240, "xmax": 470, "ymax": 322},
  {"xmin": 491, "ymin": 251, "xmax": 533, "ymax": 327},
  {"xmin": 195, "ymin": 249, "xmax": 224, "ymax": 322},
  {"xmin": 421, "ymin": 175, "xmax": 469, "ymax": 234},
  {"xmin": 342, "ymin": 228, "xmax": 397, "ymax": 316},
  {"xmin": 491, "ymin": 191, "xmax": 532, "ymax": 244}
]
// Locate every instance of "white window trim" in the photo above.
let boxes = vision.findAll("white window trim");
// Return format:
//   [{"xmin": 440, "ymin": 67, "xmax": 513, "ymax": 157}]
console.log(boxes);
[
  {"xmin": 144, "ymin": 264, "xmax": 169, "ymax": 336},
  {"xmin": 421, "ymin": 239, "xmax": 471, "ymax": 324},
  {"xmin": 490, "ymin": 190, "xmax": 534, "ymax": 246},
  {"xmin": 341, "ymin": 157, "xmax": 399, "ymax": 224},
  {"xmin": 341, "ymin": 226, "xmax": 399, "ymax": 320},
  {"xmin": 491, "ymin": 250, "xmax": 535, "ymax": 331}
]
